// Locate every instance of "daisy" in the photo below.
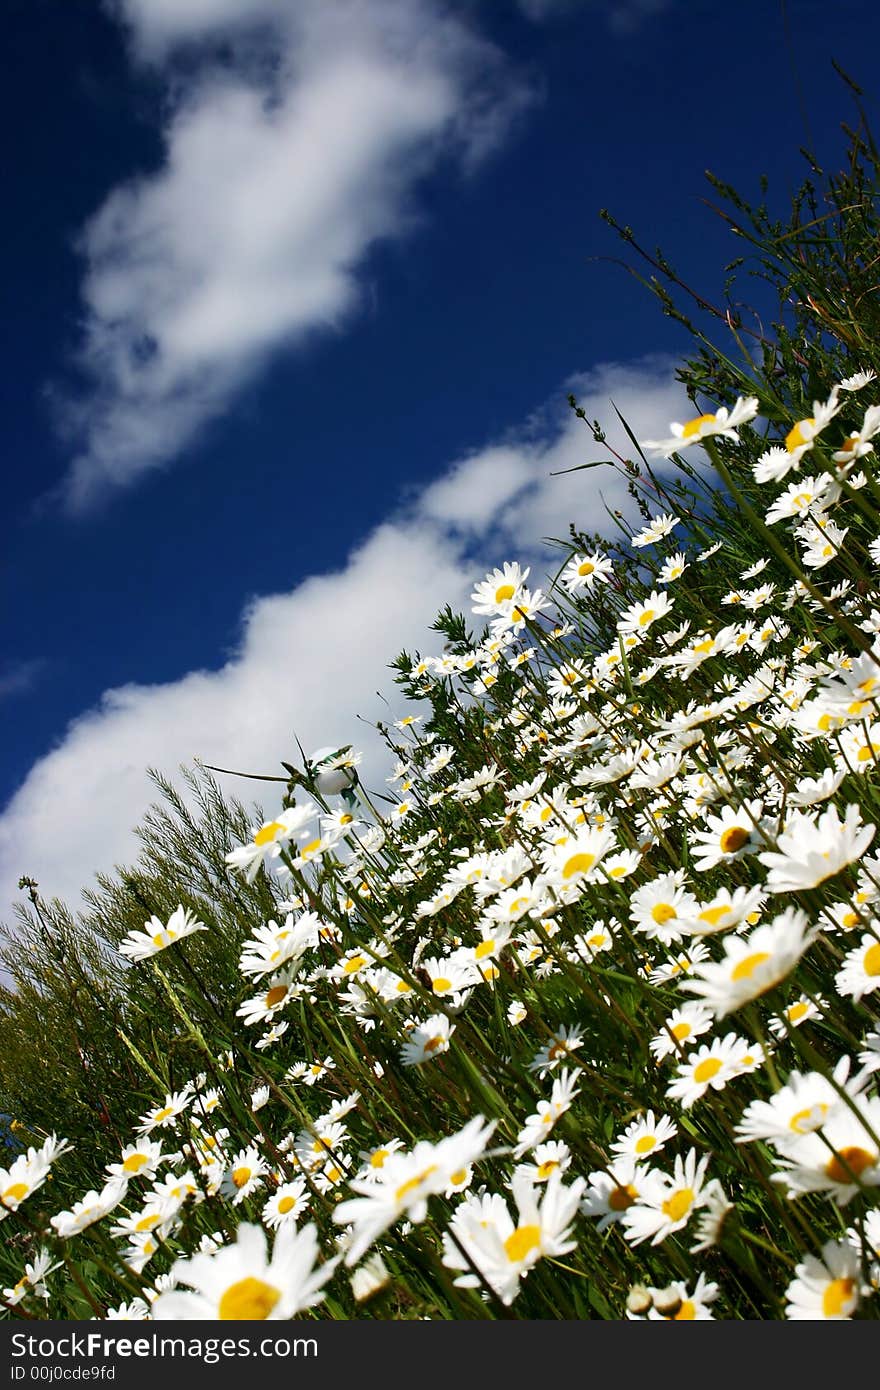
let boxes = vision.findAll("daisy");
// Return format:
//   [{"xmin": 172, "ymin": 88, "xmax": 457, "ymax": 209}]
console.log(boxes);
[
  {"xmin": 332, "ymin": 1116, "xmax": 497, "ymax": 1267},
  {"xmin": 834, "ymin": 932, "xmax": 880, "ymax": 1002},
  {"xmin": 649, "ymin": 1003, "xmax": 714, "ymax": 1062},
  {"xmin": 645, "ymin": 1273, "xmax": 721, "ymax": 1320},
  {"xmin": 471, "ymin": 563, "xmax": 531, "ymax": 616},
  {"xmin": 580, "ymin": 1157, "xmax": 651, "ymax": 1232},
  {"xmin": 640, "ymin": 396, "xmax": 759, "ymax": 458},
  {"xmin": 150, "ymin": 1222, "xmax": 337, "ymax": 1320},
  {"xmin": 105, "ymin": 1139, "xmax": 165, "ymax": 1183},
  {"xmin": 514, "ymin": 1069, "xmax": 581, "ymax": 1157},
  {"xmin": 758, "ymin": 802, "xmax": 875, "ymax": 892},
  {"xmin": 735, "ymin": 1058, "xmax": 862, "ymax": 1152},
  {"xmin": 785, "ymin": 1238, "xmax": 861, "ymax": 1319},
  {"xmin": 764, "ymin": 473, "xmax": 833, "ymax": 526},
  {"xmin": 542, "ymin": 825, "xmax": 616, "ymax": 895},
  {"xmin": 629, "ymin": 871, "xmax": 699, "ymax": 945},
  {"xmin": 785, "ymin": 769, "xmax": 846, "ymax": 807},
  {"xmin": 617, "ymin": 590, "xmax": 674, "ymax": 635},
  {"xmin": 350, "ymin": 1253, "xmax": 391, "ymax": 1304},
  {"xmin": 630, "ymin": 511, "xmax": 680, "ymax": 548},
  {"xmin": 658, "ymin": 551, "xmax": 689, "ymax": 584},
  {"xmin": 221, "ymin": 1145, "xmax": 269, "ymax": 1205},
  {"xmin": 689, "ymin": 799, "xmax": 767, "ymax": 872},
  {"xmin": 236, "ymin": 968, "xmax": 301, "ymax": 1028},
  {"xmin": 838, "ymin": 368, "xmax": 877, "ymax": 391},
  {"xmin": 50, "ymin": 1176, "xmax": 129, "ymax": 1238},
  {"xmin": 238, "ymin": 912, "xmax": 321, "ymax": 980},
  {"xmin": 680, "ymin": 908, "xmax": 819, "ymax": 1018},
  {"xmin": 610, "ymin": 1110, "xmax": 678, "ymax": 1162},
  {"xmin": 118, "ymin": 905, "xmax": 207, "ymax": 963},
  {"xmin": 781, "ymin": 389, "xmax": 844, "ymax": 463},
  {"xmin": 665, "ymin": 1032, "xmax": 751, "ymax": 1108},
  {"xmin": 0, "ymin": 1134, "xmax": 71, "ymax": 1213},
  {"xmin": 771, "ymin": 1096, "xmax": 880, "ymax": 1204},
  {"xmin": 261, "ymin": 1180, "xmax": 310, "ymax": 1230},
  {"xmin": 560, "ymin": 551, "xmax": 614, "ymax": 592},
  {"xmin": 136, "ymin": 1089, "xmax": 192, "ymax": 1136},
  {"xmin": 400, "ymin": 1014, "xmax": 456, "ymax": 1066},
  {"xmin": 420, "ymin": 951, "xmax": 476, "ymax": 1008},
  {"xmin": 677, "ymin": 885, "xmax": 766, "ymax": 936},
  {"xmin": 515, "ymin": 1140, "xmax": 573, "ymax": 1185},
  {"xmin": 442, "ymin": 1170, "xmax": 585, "ymax": 1307},
  {"xmin": 490, "ymin": 587, "xmax": 551, "ymax": 636},
  {"xmin": 689, "ymin": 1180, "xmax": 734, "ymax": 1254},
  {"xmin": 355, "ymin": 1139, "xmax": 406, "ymax": 1182},
  {"xmin": 3, "ymin": 1249, "xmax": 60, "ymax": 1306},
  {"xmin": 768, "ymin": 993, "xmax": 825, "ymax": 1037},
  {"xmin": 224, "ymin": 804, "xmax": 317, "ymax": 883},
  {"xmin": 620, "ymin": 1148, "xmax": 711, "ymax": 1246},
  {"xmin": 527, "ymin": 1024, "xmax": 585, "ymax": 1079}
]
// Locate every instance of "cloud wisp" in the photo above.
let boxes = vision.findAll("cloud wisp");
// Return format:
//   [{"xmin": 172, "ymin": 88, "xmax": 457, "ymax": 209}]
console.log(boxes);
[{"xmin": 57, "ymin": 0, "xmax": 532, "ymax": 510}]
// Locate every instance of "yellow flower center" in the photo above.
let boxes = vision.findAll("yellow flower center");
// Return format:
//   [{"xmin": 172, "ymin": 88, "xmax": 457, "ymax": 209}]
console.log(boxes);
[
  {"xmin": 254, "ymin": 821, "xmax": 283, "ymax": 846},
  {"xmin": 561, "ymin": 852, "xmax": 595, "ymax": 879},
  {"xmin": 822, "ymin": 1278, "xmax": 855, "ymax": 1317},
  {"xmin": 537, "ymin": 1160, "xmax": 559, "ymax": 1180},
  {"xmin": 153, "ymin": 1106, "xmax": 173, "ymax": 1124},
  {"xmin": 825, "ymin": 1146, "xmax": 875, "ymax": 1184},
  {"xmin": 135, "ymin": 1213, "xmax": 161, "ymax": 1232},
  {"xmin": 504, "ymin": 1224, "xmax": 542, "ymax": 1263},
  {"xmin": 719, "ymin": 826, "xmax": 750, "ymax": 854},
  {"xmin": 671, "ymin": 1022, "xmax": 692, "ymax": 1041},
  {"xmin": 123, "ymin": 1153, "xmax": 149, "ymax": 1174},
  {"xmin": 634, "ymin": 1135, "xmax": 656, "ymax": 1155},
  {"xmin": 674, "ymin": 1301, "xmax": 697, "ymax": 1320},
  {"xmin": 864, "ymin": 943, "xmax": 880, "ymax": 977},
  {"xmin": 639, "ymin": 609, "xmax": 655, "ymax": 627},
  {"xmin": 787, "ymin": 1001, "xmax": 809, "ymax": 1024},
  {"xmin": 277, "ymin": 1196, "xmax": 296, "ymax": 1215},
  {"xmin": 578, "ymin": 561, "xmax": 595, "ymax": 576},
  {"xmin": 789, "ymin": 1103, "xmax": 828, "ymax": 1134},
  {"xmin": 475, "ymin": 939, "xmax": 496, "ymax": 959},
  {"xmin": 424, "ymin": 1035, "xmax": 446, "ymax": 1053},
  {"xmin": 786, "ymin": 418, "xmax": 815, "ymax": 452},
  {"xmin": 495, "ymin": 583, "xmax": 516, "ymax": 603},
  {"xmin": 731, "ymin": 951, "xmax": 770, "ymax": 981},
  {"xmin": 265, "ymin": 985, "xmax": 288, "ymax": 1008},
  {"xmin": 432, "ymin": 977, "xmax": 452, "ymax": 993},
  {"xmin": 681, "ymin": 413, "xmax": 716, "ymax": 439},
  {"xmin": 218, "ymin": 1277, "xmax": 281, "ymax": 1321},
  {"xmin": 343, "ymin": 955, "xmax": 366, "ymax": 975},
  {"xmin": 608, "ymin": 1183, "xmax": 638, "ymax": 1211},
  {"xmin": 651, "ymin": 903, "xmax": 677, "ymax": 925},
  {"xmin": 661, "ymin": 1187, "xmax": 695, "ymax": 1223},
  {"xmin": 698, "ymin": 904, "xmax": 729, "ymax": 927},
  {"xmin": 693, "ymin": 1057, "xmax": 722, "ymax": 1083},
  {"xmin": 152, "ymin": 932, "xmax": 169, "ymax": 949},
  {"xmin": 395, "ymin": 1166, "xmax": 438, "ymax": 1204},
  {"xmin": 2, "ymin": 1182, "xmax": 29, "ymax": 1205},
  {"xmin": 232, "ymin": 1166, "xmax": 252, "ymax": 1188},
  {"xmin": 448, "ymin": 1168, "xmax": 467, "ymax": 1186}
]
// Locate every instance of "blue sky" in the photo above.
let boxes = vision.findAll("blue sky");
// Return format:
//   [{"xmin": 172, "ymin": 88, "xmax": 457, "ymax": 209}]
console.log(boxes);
[{"xmin": 3, "ymin": 0, "xmax": 880, "ymax": 916}]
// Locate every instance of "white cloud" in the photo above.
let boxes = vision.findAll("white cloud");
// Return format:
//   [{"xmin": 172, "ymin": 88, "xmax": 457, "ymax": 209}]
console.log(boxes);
[
  {"xmin": 59, "ymin": 0, "xmax": 531, "ymax": 509},
  {"xmin": 1, "ymin": 357, "xmax": 688, "ymax": 919}
]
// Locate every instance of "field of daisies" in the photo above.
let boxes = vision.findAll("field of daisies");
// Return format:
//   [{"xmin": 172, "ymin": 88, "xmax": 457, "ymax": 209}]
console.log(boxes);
[{"xmin": 3, "ymin": 126, "xmax": 880, "ymax": 1323}]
